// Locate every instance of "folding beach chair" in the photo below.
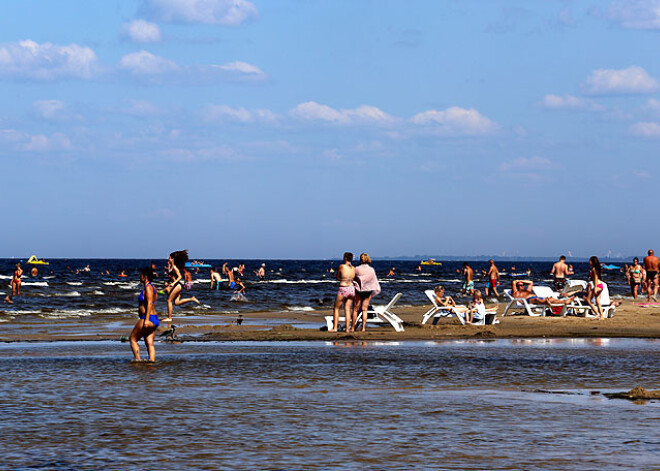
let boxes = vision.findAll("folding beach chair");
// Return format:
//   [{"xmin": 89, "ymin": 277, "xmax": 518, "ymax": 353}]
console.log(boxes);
[{"xmin": 324, "ymin": 292, "xmax": 405, "ymax": 332}]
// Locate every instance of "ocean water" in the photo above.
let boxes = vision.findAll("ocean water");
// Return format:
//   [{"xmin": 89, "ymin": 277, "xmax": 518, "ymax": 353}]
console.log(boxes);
[
  {"xmin": 0, "ymin": 259, "xmax": 632, "ymax": 325},
  {"xmin": 0, "ymin": 339, "xmax": 658, "ymax": 470}
]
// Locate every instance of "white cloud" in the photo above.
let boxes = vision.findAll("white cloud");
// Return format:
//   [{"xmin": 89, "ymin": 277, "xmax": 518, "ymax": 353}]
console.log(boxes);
[
  {"xmin": 499, "ymin": 156, "xmax": 553, "ymax": 172},
  {"xmin": 538, "ymin": 94, "xmax": 604, "ymax": 111},
  {"xmin": 0, "ymin": 128, "xmax": 72, "ymax": 152},
  {"xmin": 0, "ymin": 39, "xmax": 97, "ymax": 81},
  {"xmin": 643, "ymin": 98, "xmax": 660, "ymax": 112},
  {"xmin": 290, "ymin": 102, "xmax": 396, "ymax": 125},
  {"xmin": 139, "ymin": 0, "xmax": 258, "ymax": 26},
  {"xmin": 630, "ymin": 121, "xmax": 660, "ymax": 137},
  {"xmin": 607, "ymin": 0, "xmax": 660, "ymax": 29},
  {"xmin": 118, "ymin": 52, "xmax": 264, "ymax": 83},
  {"xmin": 33, "ymin": 100, "xmax": 67, "ymax": 120},
  {"xmin": 204, "ymin": 104, "xmax": 279, "ymax": 123},
  {"xmin": 410, "ymin": 107, "xmax": 497, "ymax": 135},
  {"xmin": 122, "ymin": 19, "xmax": 162, "ymax": 43},
  {"xmin": 119, "ymin": 50, "xmax": 180, "ymax": 75},
  {"xmin": 582, "ymin": 66, "xmax": 659, "ymax": 95},
  {"xmin": 213, "ymin": 61, "xmax": 266, "ymax": 81}
]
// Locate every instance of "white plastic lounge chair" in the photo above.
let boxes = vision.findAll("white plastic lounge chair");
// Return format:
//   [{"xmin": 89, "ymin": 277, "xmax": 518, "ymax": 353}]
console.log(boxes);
[
  {"xmin": 564, "ymin": 281, "xmax": 616, "ymax": 318},
  {"xmin": 422, "ymin": 290, "xmax": 497, "ymax": 325},
  {"xmin": 422, "ymin": 289, "xmax": 461, "ymax": 324},
  {"xmin": 324, "ymin": 292, "xmax": 405, "ymax": 332},
  {"xmin": 502, "ymin": 286, "xmax": 567, "ymax": 317}
]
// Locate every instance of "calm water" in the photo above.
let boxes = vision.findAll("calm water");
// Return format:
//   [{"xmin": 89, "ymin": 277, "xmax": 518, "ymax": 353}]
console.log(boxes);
[
  {"xmin": 1, "ymin": 339, "xmax": 658, "ymax": 470},
  {"xmin": 0, "ymin": 259, "xmax": 633, "ymax": 327}
]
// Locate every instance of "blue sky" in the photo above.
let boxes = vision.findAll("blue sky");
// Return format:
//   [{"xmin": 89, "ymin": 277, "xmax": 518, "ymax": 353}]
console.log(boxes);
[{"xmin": 0, "ymin": 0, "xmax": 658, "ymax": 259}]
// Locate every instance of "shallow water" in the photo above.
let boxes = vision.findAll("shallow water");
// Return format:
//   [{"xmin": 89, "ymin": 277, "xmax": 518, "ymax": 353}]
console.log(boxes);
[{"xmin": 1, "ymin": 339, "xmax": 658, "ymax": 470}]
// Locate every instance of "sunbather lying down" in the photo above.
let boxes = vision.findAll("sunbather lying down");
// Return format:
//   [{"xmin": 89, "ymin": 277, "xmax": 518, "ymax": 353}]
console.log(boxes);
[{"xmin": 512, "ymin": 280, "xmax": 575, "ymax": 305}]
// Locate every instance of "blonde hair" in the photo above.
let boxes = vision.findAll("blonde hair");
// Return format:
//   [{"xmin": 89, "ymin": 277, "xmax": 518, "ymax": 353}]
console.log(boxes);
[
  {"xmin": 474, "ymin": 289, "xmax": 482, "ymax": 298},
  {"xmin": 360, "ymin": 253, "xmax": 371, "ymax": 264}
]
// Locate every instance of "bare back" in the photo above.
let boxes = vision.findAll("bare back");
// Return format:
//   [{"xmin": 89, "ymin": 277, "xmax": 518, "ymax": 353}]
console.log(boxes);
[
  {"xmin": 644, "ymin": 256, "xmax": 659, "ymax": 272},
  {"xmin": 337, "ymin": 263, "xmax": 356, "ymax": 287}
]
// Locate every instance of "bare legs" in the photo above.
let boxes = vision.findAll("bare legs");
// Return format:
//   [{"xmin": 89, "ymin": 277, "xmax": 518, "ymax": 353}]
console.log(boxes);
[
  {"xmin": 166, "ymin": 284, "xmax": 200, "ymax": 320},
  {"xmin": 331, "ymin": 293, "xmax": 353, "ymax": 332},
  {"xmin": 351, "ymin": 293, "xmax": 373, "ymax": 332},
  {"xmin": 130, "ymin": 319, "xmax": 157, "ymax": 362}
]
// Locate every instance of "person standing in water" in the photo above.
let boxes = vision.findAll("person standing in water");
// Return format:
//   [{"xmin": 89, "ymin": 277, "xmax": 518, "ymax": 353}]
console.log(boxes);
[
  {"xmin": 130, "ymin": 267, "xmax": 159, "ymax": 362},
  {"xmin": 331, "ymin": 252, "xmax": 356, "ymax": 332},
  {"xmin": 254, "ymin": 263, "xmax": 266, "ymax": 281},
  {"xmin": 210, "ymin": 267, "xmax": 222, "ymax": 289},
  {"xmin": 5, "ymin": 263, "xmax": 22, "ymax": 303},
  {"xmin": 164, "ymin": 250, "xmax": 200, "ymax": 322},
  {"xmin": 485, "ymin": 260, "xmax": 500, "ymax": 298}
]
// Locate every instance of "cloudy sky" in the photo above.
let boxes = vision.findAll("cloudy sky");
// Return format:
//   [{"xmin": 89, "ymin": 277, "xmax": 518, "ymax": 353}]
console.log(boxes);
[{"xmin": 1, "ymin": 0, "xmax": 658, "ymax": 259}]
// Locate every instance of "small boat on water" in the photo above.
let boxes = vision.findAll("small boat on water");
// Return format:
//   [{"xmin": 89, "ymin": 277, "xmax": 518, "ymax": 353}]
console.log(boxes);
[
  {"xmin": 26, "ymin": 255, "xmax": 49, "ymax": 265},
  {"xmin": 420, "ymin": 259, "xmax": 442, "ymax": 266}
]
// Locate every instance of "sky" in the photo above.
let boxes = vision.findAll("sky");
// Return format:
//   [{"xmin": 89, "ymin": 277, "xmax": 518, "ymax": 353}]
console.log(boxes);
[{"xmin": 0, "ymin": 0, "xmax": 659, "ymax": 259}]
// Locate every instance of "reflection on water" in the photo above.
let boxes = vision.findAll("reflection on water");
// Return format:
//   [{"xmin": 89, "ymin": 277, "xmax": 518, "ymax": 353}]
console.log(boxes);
[{"xmin": 1, "ymin": 339, "xmax": 658, "ymax": 470}]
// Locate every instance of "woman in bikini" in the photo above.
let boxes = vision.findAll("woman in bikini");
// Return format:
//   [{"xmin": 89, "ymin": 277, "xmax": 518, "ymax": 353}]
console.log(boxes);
[
  {"xmin": 511, "ymin": 280, "xmax": 574, "ymax": 307},
  {"xmin": 129, "ymin": 267, "xmax": 159, "ymax": 362},
  {"xmin": 586, "ymin": 256, "xmax": 605, "ymax": 320},
  {"xmin": 164, "ymin": 250, "xmax": 200, "ymax": 322},
  {"xmin": 627, "ymin": 257, "xmax": 644, "ymax": 300},
  {"xmin": 331, "ymin": 252, "xmax": 356, "ymax": 332},
  {"xmin": 5, "ymin": 263, "xmax": 22, "ymax": 303}
]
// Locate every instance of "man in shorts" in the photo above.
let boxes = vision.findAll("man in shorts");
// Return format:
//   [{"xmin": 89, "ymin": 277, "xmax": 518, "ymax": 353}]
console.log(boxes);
[
  {"xmin": 643, "ymin": 249, "xmax": 659, "ymax": 302},
  {"xmin": 485, "ymin": 260, "xmax": 500, "ymax": 297},
  {"xmin": 462, "ymin": 262, "xmax": 474, "ymax": 296},
  {"xmin": 551, "ymin": 255, "xmax": 574, "ymax": 292}
]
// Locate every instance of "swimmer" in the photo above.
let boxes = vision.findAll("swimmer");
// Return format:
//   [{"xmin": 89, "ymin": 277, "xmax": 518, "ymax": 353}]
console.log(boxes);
[
  {"xmin": 210, "ymin": 267, "xmax": 222, "ymax": 289},
  {"xmin": 5, "ymin": 263, "xmax": 22, "ymax": 303},
  {"xmin": 462, "ymin": 262, "xmax": 474, "ymax": 296},
  {"xmin": 254, "ymin": 263, "xmax": 266, "ymax": 281},
  {"xmin": 30, "ymin": 267, "xmax": 38, "ymax": 277},
  {"xmin": 130, "ymin": 267, "xmax": 159, "ymax": 362},
  {"xmin": 485, "ymin": 260, "xmax": 500, "ymax": 298},
  {"xmin": 331, "ymin": 252, "xmax": 356, "ymax": 332},
  {"xmin": 164, "ymin": 250, "xmax": 200, "ymax": 322},
  {"xmin": 386, "ymin": 267, "xmax": 396, "ymax": 277}
]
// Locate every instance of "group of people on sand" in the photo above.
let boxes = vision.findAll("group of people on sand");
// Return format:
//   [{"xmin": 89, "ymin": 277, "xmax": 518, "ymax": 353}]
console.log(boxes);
[
  {"xmin": 331, "ymin": 252, "xmax": 381, "ymax": 332},
  {"xmin": 624, "ymin": 250, "xmax": 659, "ymax": 301},
  {"xmin": 432, "ymin": 285, "xmax": 489, "ymax": 324}
]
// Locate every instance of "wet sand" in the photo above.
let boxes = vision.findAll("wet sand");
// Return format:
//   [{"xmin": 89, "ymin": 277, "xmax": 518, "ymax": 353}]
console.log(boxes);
[{"xmin": 2, "ymin": 302, "xmax": 660, "ymax": 342}]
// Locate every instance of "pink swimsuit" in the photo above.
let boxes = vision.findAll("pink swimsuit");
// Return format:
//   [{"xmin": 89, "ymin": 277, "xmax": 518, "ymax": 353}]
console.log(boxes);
[{"xmin": 337, "ymin": 285, "xmax": 355, "ymax": 298}]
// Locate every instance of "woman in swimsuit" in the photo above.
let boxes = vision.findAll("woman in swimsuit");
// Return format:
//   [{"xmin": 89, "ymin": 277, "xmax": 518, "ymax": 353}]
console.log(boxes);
[
  {"xmin": 331, "ymin": 252, "xmax": 356, "ymax": 332},
  {"xmin": 130, "ymin": 267, "xmax": 159, "ymax": 362},
  {"xmin": 5, "ymin": 263, "xmax": 22, "ymax": 303},
  {"xmin": 586, "ymin": 256, "xmax": 604, "ymax": 320},
  {"xmin": 165, "ymin": 250, "xmax": 200, "ymax": 322},
  {"xmin": 627, "ymin": 257, "xmax": 644, "ymax": 300}
]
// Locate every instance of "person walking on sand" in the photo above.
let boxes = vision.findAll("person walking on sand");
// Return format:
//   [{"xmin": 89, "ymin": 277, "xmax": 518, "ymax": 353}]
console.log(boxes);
[
  {"xmin": 585, "ymin": 256, "xmax": 606, "ymax": 320},
  {"xmin": 5, "ymin": 263, "xmax": 22, "ymax": 303},
  {"xmin": 331, "ymin": 252, "xmax": 356, "ymax": 332},
  {"xmin": 485, "ymin": 260, "xmax": 500, "ymax": 298},
  {"xmin": 643, "ymin": 249, "xmax": 659, "ymax": 302},
  {"xmin": 461, "ymin": 262, "xmax": 474, "ymax": 296},
  {"xmin": 130, "ymin": 267, "xmax": 159, "ymax": 362},
  {"xmin": 626, "ymin": 257, "xmax": 645, "ymax": 300},
  {"xmin": 164, "ymin": 250, "xmax": 200, "ymax": 322},
  {"xmin": 352, "ymin": 253, "xmax": 381, "ymax": 332},
  {"xmin": 551, "ymin": 255, "xmax": 574, "ymax": 292}
]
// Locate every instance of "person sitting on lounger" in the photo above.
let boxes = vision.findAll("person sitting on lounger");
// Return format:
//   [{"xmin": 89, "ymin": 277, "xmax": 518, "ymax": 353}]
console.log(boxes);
[
  {"xmin": 434, "ymin": 285, "xmax": 457, "ymax": 307},
  {"xmin": 511, "ymin": 280, "xmax": 575, "ymax": 305},
  {"xmin": 465, "ymin": 290, "xmax": 487, "ymax": 325}
]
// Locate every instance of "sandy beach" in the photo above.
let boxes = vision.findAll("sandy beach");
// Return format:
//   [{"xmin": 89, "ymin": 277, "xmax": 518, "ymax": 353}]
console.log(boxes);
[{"xmin": 3, "ymin": 302, "xmax": 659, "ymax": 342}]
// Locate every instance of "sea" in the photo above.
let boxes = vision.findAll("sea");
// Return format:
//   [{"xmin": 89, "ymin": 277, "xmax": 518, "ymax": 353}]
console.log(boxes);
[
  {"xmin": 2, "ymin": 259, "xmax": 657, "ymax": 470},
  {"xmin": 0, "ymin": 258, "xmax": 633, "ymax": 325}
]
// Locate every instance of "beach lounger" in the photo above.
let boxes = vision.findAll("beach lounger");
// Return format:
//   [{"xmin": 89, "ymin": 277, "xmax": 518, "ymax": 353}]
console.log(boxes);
[
  {"xmin": 324, "ymin": 292, "xmax": 405, "ymax": 332},
  {"xmin": 421, "ymin": 290, "xmax": 497, "ymax": 325},
  {"xmin": 563, "ymin": 281, "xmax": 616, "ymax": 318},
  {"xmin": 421, "ymin": 289, "xmax": 460, "ymax": 324},
  {"xmin": 502, "ymin": 286, "xmax": 566, "ymax": 317}
]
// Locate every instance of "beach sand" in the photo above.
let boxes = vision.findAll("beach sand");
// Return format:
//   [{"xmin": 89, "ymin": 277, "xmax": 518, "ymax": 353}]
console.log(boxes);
[{"xmin": 2, "ymin": 302, "xmax": 659, "ymax": 342}]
